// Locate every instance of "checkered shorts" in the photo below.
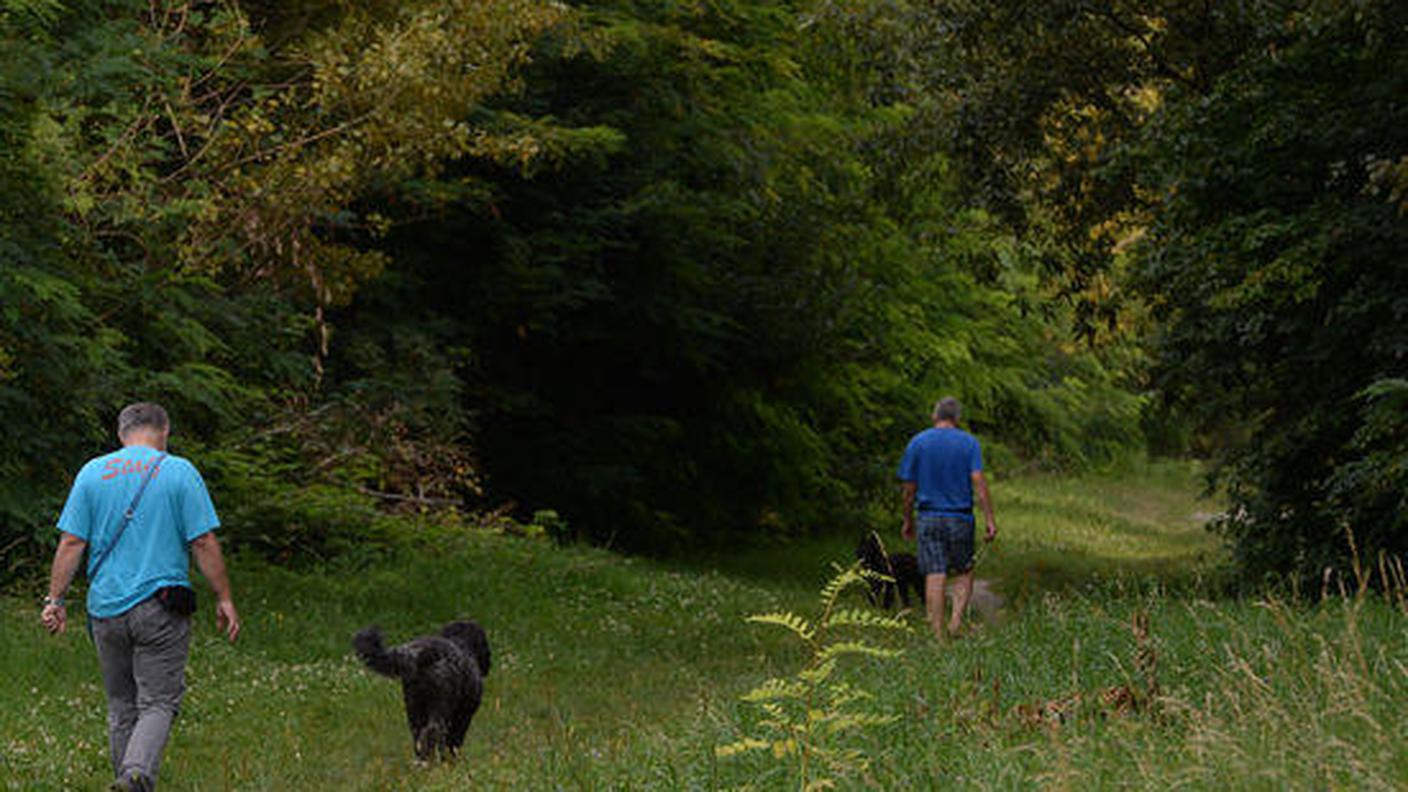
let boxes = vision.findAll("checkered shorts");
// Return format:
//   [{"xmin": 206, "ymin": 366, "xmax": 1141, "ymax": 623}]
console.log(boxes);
[{"xmin": 916, "ymin": 514, "xmax": 975, "ymax": 575}]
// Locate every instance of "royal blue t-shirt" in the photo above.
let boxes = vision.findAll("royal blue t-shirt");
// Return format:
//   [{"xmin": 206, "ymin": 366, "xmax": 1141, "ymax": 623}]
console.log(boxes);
[
  {"xmin": 56, "ymin": 445, "xmax": 219, "ymax": 618},
  {"xmin": 897, "ymin": 427, "xmax": 983, "ymax": 518}
]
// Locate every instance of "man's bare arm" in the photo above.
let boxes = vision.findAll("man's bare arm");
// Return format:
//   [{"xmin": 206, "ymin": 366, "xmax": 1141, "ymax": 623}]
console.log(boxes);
[
  {"xmin": 901, "ymin": 481, "xmax": 917, "ymax": 540},
  {"xmin": 972, "ymin": 471, "xmax": 996, "ymax": 542},
  {"xmin": 41, "ymin": 533, "xmax": 87, "ymax": 634},
  {"xmin": 190, "ymin": 532, "xmax": 240, "ymax": 642}
]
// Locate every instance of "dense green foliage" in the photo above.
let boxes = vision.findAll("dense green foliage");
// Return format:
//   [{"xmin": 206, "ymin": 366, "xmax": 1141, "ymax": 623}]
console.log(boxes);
[
  {"xmin": 1129, "ymin": 3, "xmax": 1408, "ymax": 585},
  {"xmin": 0, "ymin": 0, "xmax": 1145, "ymax": 578},
  {"xmin": 0, "ymin": 0, "xmax": 584, "ymax": 570},
  {"xmin": 1, "ymin": 0, "xmax": 1403, "ymax": 580},
  {"xmin": 365, "ymin": 0, "xmax": 1145, "ymax": 550},
  {"xmin": 889, "ymin": 0, "xmax": 1408, "ymax": 584}
]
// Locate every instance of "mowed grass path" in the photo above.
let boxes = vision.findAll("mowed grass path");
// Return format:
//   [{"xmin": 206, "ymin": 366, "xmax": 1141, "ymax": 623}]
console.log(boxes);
[
  {"xmin": 3, "ymin": 462, "xmax": 1405, "ymax": 789},
  {"xmin": 2, "ymin": 537, "xmax": 795, "ymax": 790}
]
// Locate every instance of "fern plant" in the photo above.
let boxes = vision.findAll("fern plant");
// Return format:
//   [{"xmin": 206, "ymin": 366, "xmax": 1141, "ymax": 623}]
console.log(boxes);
[{"xmin": 718, "ymin": 562, "xmax": 910, "ymax": 790}]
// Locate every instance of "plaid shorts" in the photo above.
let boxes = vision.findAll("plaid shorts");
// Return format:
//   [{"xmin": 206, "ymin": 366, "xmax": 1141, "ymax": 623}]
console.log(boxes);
[{"xmin": 916, "ymin": 514, "xmax": 975, "ymax": 575}]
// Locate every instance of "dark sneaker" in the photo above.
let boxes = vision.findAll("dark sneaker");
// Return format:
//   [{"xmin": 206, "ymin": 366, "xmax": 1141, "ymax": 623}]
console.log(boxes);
[{"xmin": 109, "ymin": 770, "xmax": 152, "ymax": 792}]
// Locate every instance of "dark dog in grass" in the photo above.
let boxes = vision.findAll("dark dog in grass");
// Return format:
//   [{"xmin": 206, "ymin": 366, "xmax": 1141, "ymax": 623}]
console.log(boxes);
[
  {"xmin": 855, "ymin": 532, "xmax": 925, "ymax": 610},
  {"xmin": 353, "ymin": 619, "xmax": 492, "ymax": 761}
]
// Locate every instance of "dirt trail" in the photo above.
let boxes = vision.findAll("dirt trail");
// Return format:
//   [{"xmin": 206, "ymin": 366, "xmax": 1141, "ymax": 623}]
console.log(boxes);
[{"xmin": 969, "ymin": 578, "xmax": 1005, "ymax": 623}]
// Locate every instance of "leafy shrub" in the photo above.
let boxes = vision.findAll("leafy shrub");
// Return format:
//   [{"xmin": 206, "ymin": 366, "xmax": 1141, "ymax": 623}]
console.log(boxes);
[{"xmin": 1129, "ymin": 1, "xmax": 1408, "ymax": 587}]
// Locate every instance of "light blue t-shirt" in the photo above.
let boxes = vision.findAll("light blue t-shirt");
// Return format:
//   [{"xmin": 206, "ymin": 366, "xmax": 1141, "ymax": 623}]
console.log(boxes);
[
  {"xmin": 897, "ymin": 427, "xmax": 984, "ymax": 518},
  {"xmin": 56, "ymin": 445, "xmax": 219, "ymax": 618}
]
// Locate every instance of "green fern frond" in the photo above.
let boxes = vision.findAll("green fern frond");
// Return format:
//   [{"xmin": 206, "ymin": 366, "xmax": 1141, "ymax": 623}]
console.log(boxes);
[
  {"xmin": 855, "ymin": 566, "xmax": 894, "ymax": 584},
  {"xmin": 824, "ymin": 683, "xmax": 872, "ymax": 708},
  {"xmin": 797, "ymin": 658, "xmax": 837, "ymax": 684},
  {"xmin": 741, "ymin": 678, "xmax": 809, "ymax": 702},
  {"xmin": 816, "ymin": 747, "xmax": 870, "ymax": 773},
  {"xmin": 747, "ymin": 611, "xmax": 815, "ymax": 640},
  {"xmin": 827, "ymin": 608, "xmax": 910, "ymax": 631},
  {"xmin": 817, "ymin": 640, "xmax": 902, "ymax": 663},
  {"xmin": 727, "ymin": 558, "xmax": 906, "ymax": 788},
  {"xmin": 715, "ymin": 738, "xmax": 771, "ymax": 757},
  {"xmin": 818, "ymin": 566, "xmax": 864, "ymax": 605},
  {"xmin": 854, "ymin": 713, "xmax": 898, "ymax": 727}
]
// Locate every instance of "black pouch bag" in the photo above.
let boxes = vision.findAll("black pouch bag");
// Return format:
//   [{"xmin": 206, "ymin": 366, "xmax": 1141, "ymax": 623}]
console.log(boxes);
[{"xmin": 155, "ymin": 585, "xmax": 197, "ymax": 616}]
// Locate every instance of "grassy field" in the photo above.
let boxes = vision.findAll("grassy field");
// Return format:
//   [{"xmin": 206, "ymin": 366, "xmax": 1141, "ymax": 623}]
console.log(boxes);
[{"xmin": 2, "ymin": 461, "xmax": 1405, "ymax": 790}]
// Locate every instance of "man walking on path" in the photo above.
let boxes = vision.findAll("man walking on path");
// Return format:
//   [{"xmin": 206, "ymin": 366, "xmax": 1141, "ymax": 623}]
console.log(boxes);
[
  {"xmin": 898, "ymin": 397, "xmax": 997, "ymax": 641},
  {"xmin": 40, "ymin": 402, "xmax": 240, "ymax": 792}
]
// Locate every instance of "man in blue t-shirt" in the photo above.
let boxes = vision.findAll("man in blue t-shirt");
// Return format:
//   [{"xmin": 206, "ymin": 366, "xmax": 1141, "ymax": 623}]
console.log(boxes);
[
  {"xmin": 897, "ymin": 396, "xmax": 997, "ymax": 640},
  {"xmin": 41, "ymin": 403, "xmax": 240, "ymax": 792}
]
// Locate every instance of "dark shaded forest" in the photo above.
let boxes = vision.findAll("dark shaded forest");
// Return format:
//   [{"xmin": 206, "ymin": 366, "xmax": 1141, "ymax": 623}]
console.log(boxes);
[{"xmin": 2, "ymin": 0, "xmax": 1404, "ymax": 585}]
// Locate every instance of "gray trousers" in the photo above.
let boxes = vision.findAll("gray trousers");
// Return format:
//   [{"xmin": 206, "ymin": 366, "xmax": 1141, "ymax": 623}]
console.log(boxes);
[{"xmin": 91, "ymin": 597, "xmax": 191, "ymax": 788}]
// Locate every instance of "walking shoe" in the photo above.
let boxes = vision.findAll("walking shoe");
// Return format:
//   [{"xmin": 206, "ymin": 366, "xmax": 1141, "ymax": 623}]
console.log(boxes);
[{"xmin": 109, "ymin": 770, "xmax": 152, "ymax": 792}]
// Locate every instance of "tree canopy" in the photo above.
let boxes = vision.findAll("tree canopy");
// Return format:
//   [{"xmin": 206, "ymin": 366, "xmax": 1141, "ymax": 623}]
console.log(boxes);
[{"xmin": 1, "ymin": 0, "xmax": 1402, "ymax": 586}]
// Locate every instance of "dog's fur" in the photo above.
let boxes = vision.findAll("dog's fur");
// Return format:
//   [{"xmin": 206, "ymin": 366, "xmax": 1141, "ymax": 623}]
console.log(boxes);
[
  {"xmin": 353, "ymin": 619, "xmax": 492, "ymax": 760},
  {"xmin": 855, "ymin": 533, "xmax": 925, "ymax": 609}
]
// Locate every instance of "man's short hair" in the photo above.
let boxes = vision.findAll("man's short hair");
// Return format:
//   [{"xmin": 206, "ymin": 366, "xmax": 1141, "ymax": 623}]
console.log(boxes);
[
  {"xmin": 933, "ymin": 397, "xmax": 961, "ymax": 423},
  {"xmin": 118, "ymin": 402, "xmax": 169, "ymax": 438}
]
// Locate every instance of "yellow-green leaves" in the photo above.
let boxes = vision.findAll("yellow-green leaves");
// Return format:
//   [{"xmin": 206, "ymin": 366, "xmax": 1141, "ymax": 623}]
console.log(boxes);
[
  {"xmin": 37, "ymin": 0, "xmax": 572, "ymax": 310},
  {"xmin": 719, "ymin": 561, "xmax": 908, "ymax": 789},
  {"xmin": 745, "ymin": 611, "xmax": 815, "ymax": 641},
  {"xmin": 826, "ymin": 607, "xmax": 908, "ymax": 631}
]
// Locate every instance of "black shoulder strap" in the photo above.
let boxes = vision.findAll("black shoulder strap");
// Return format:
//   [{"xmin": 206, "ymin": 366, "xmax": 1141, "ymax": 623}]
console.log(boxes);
[{"xmin": 88, "ymin": 452, "xmax": 168, "ymax": 580}]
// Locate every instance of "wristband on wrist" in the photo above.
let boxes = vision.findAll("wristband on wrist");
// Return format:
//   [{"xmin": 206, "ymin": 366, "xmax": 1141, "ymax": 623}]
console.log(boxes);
[{"xmin": 43, "ymin": 596, "xmax": 65, "ymax": 607}]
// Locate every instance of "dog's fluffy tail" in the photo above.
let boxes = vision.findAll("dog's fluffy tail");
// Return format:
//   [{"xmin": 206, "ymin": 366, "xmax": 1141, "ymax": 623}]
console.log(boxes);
[{"xmin": 353, "ymin": 626, "xmax": 414, "ymax": 678}]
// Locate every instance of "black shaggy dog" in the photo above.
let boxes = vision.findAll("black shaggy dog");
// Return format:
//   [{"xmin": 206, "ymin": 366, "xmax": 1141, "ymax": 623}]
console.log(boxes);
[
  {"xmin": 353, "ymin": 619, "xmax": 492, "ymax": 760},
  {"xmin": 855, "ymin": 532, "xmax": 925, "ymax": 610}
]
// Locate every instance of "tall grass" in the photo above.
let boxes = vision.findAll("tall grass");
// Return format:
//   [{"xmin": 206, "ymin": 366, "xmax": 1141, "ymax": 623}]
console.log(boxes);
[{"xmin": 1, "ymin": 462, "xmax": 1404, "ymax": 789}]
